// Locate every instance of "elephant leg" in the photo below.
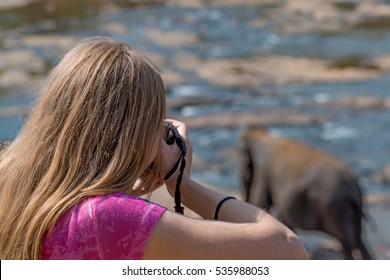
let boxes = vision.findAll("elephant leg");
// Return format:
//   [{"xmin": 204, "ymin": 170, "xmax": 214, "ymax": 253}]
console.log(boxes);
[
  {"xmin": 337, "ymin": 206, "xmax": 372, "ymax": 259},
  {"xmin": 238, "ymin": 139, "xmax": 254, "ymax": 203},
  {"xmin": 239, "ymin": 163, "xmax": 271, "ymax": 209},
  {"xmin": 341, "ymin": 237, "xmax": 372, "ymax": 259},
  {"xmin": 341, "ymin": 243, "xmax": 354, "ymax": 260},
  {"xmin": 322, "ymin": 201, "xmax": 364, "ymax": 260},
  {"xmin": 358, "ymin": 239, "xmax": 372, "ymax": 260},
  {"xmin": 248, "ymin": 170, "xmax": 272, "ymax": 210},
  {"xmin": 238, "ymin": 139, "xmax": 272, "ymax": 209}
]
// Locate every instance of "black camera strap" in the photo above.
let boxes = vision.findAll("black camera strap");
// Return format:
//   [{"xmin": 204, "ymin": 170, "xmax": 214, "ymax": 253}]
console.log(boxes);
[
  {"xmin": 164, "ymin": 153, "xmax": 186, "ymax": 214},
  {"xmin": 163, "ymin": 136, "xmax": 186, "ymax": 215},
  {"xmin": 174, "ymin": 154, "xmax": 186, "ymax": 214}
]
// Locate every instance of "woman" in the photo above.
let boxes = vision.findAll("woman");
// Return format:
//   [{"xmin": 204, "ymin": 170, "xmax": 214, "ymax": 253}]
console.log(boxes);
[{"xmin": 0, "ymin": 37, "xmax": 308, "ymax": 260}]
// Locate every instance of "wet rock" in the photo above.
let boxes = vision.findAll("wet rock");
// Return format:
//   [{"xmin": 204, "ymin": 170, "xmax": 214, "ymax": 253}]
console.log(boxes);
[
  {"xmin": 330, "ymin": 55, "xmax": 380, "ymax": 70},
  {"xmin": 0, "ymin": 49, "xmax": 46, "ymax": 89},
  {"xmin": 247, "ymin": 0, "xmax": 390, "ymax": 35},
  {"xmin": 305, "ymin": 96, "xmax": 388, "ymax": 111},
  {"xmin": 150, "ymin": 52, "xmax": 201, "ymax": 87},
  {"xmin": 173, "ymin": 52, "xmax": 202, "ymax": 72},
  {"xmin": 310, "ymin": 242, "xmax": 343, "ymax": 260},
  {"xmin": 147, "ymin": 30, "xmax": 199, "ymax": 48},
  {"xmin": 165, "ymin": 0, "xmax": 281, "ymax": 8},
  {"xmin": 371, "ymin": 54, "xmax": 390, "ymax": 71},
  {"xmin": 167, "ymin": 96, "xmax": 231, "ymax": 110},
  {"xmin": 0, "ymin": 70, "xmax": 32, "ymax": 88},
  {"xmin": 333, "ymin": 96, "xmax": 386, "ymax": 110},
  {"xmin": 196, "ymin": 55, "xmax": 382, "ymax": 89},
  {"xmin": 364, "ymin": 195, "xmax": 390, "ymax": 259},
  {"xmin": 0, "ymin": 106, "xmax": 27, "ymax": 117},
  {"xmin": 7, "ymin": 35, "xmax": 80, "ymax": 57},
  {"xmin": 177, "ymin": 109, "xmax": 323, "ymax": 129},
  {"xmin": 0, "ymin": 0, "xmax": 32, "ymax": 10},
  {"xmin": 371, "ymin": 242, "xmax": 390, "ymax": 260},
  {"xmin": 0, "ymin": 50, "xmax": 45, "ymax": 73},
  {"xmin": 191, "ymin": 153, "xmax": 231, "ymax": 174},
  {"xmin": 162, "ymin": 71, "xmax": 185, "ymax": 86},
  {"xmin": 365, "ymin": 193, "xmax": 390, "ymax": 205},
  {"xmin": 372, "ymin": 165, "xmax": 390, "ymax": 185},
  {"xmin": 354, "ymin": 3, "xmax": 390, "ymax": 29},
  {"xmin": 100, "ymin": 22, "xmax": 129, "ymax": 35}
]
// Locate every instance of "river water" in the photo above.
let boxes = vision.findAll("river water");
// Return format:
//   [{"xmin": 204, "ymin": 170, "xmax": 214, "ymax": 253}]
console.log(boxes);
[{"xmin": 0, "ymin": 0, "xmax": 389, "ymax": 258}]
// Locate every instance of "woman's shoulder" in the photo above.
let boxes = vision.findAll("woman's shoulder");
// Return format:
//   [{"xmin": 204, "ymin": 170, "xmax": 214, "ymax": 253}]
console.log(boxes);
[{"xmin": 88, "ymin": 192, "xmax": 166, "ymax": 217}]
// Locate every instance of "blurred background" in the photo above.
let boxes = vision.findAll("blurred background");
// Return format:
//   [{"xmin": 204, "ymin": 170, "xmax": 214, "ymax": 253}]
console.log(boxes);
[{"xmin": 0, "ymin": 0, "xmax": 389, "ymax": 258}]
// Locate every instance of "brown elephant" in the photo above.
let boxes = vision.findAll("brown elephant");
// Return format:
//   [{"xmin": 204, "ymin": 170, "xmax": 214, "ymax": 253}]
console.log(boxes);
[{"xmin": 238, "ymin": 126, "xmax": 372, "ymax": 260}]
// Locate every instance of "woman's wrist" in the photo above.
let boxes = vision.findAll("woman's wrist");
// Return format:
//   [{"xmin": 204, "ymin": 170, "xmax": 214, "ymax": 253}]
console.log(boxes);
[{"xmin": 172, "ymin": 178, "xmax": 228, "ymax": 219}]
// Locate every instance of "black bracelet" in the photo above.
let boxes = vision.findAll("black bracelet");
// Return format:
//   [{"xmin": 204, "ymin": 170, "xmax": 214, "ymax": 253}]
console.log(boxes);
[{"xmin": 214, "ymin": 196, "xmax": 237, "ymax": 220}]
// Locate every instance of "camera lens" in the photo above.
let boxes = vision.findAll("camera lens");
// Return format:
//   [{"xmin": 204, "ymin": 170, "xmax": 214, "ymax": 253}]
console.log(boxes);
[{"xmin": 163, "ymin": 122, "xmax": 175, "ymax": 145}]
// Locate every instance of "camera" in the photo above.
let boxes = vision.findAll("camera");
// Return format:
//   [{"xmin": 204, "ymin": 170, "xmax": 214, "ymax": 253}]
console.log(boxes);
[
  {"xmin": 163, "ymin": 122, "xmax": 176, "ymax": 145},
  {"xmin": 163, "ymin": 122, "xmax": 186, "ymax": 154}
]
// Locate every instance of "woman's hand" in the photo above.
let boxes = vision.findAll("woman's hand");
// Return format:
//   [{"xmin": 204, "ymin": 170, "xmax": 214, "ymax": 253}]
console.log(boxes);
[
  {"xmin": 159, "ymin": 119, "xmax": 192, "ymax": 195},
  {"xmin": 130, "ymin": 161, "xmax": 164, "ymax": 196}
]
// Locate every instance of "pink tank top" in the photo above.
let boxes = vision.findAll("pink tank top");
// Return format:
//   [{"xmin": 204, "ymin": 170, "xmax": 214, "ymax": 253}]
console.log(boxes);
[{"xmin": 41, "ymin": 193, "xmax": 166, "ymax": 259}]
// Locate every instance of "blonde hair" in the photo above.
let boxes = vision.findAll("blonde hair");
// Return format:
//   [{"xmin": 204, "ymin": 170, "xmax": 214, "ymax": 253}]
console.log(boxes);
[{"xmin": 0, "ymin": 37, "xmax": 166, "ymax": 259}]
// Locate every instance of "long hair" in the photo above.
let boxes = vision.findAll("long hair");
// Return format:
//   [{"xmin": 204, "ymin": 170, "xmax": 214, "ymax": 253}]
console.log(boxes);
[{"xmin": 0, "ymin": 37, "xmax": 166, "ymax": 259}]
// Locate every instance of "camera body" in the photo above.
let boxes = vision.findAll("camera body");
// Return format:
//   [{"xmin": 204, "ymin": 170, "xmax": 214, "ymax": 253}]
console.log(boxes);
[
  {"xmin": 163, "ymin": 122, "xmax": 176, "ymax": 145},
  {"xmin": 163, "ymin": 122, "xmax": 186, "ymax": 154}
]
